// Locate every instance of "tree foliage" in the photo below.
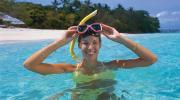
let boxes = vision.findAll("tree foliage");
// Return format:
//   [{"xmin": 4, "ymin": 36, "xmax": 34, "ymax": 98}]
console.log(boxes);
[
  {"xmin": 0, "ymin": 19, "xmax": 3, "ymax": 24},
  {"xmin": 0, "ymin": 0, "xmax": 160, "ymax": 33}
]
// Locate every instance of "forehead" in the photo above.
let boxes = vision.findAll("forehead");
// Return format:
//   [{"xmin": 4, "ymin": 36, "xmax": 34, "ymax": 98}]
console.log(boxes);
[{"xmin": 81, "ymin": 36, "xmax": 99, "ymax": 42}]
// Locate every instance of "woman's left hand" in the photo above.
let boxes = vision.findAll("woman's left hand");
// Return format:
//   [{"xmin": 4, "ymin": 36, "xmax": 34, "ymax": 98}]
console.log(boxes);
[{"xmin": 101, "ymin": 24, "xmax": 123, "ymax": 42}]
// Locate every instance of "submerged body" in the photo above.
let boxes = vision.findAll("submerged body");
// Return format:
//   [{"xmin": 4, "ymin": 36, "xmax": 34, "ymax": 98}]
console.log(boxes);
[{"xmin": 72, "ymin": 62, "xmax": 117, "ymax": 100}]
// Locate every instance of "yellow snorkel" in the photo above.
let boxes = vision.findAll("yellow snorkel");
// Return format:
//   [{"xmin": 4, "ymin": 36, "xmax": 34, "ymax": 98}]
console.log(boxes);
[{"xmin": 69, "ymin": 10, "xmax": 98, "ymax": 61}]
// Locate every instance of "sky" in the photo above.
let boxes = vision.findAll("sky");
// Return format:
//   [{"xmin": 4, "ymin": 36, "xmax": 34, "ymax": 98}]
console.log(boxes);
[{"xmin": 16, "ymin": 0, "xmax": 180, "ymax": 29}]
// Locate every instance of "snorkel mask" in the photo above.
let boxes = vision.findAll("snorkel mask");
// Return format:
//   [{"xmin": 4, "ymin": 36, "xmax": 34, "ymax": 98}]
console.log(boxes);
[
  {"xmin": 69, "ymin": 10, "xmax": 98, "ymax": 61},
  {"xmin": 77, "ymin": 23, "xmax": 102, "ymax": 35}
]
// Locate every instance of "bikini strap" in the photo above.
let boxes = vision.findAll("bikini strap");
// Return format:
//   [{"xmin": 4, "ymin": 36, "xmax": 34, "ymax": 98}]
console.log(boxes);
[
  {"xmin": 101, "ymin": 62, "xmax": 107, "ymax": 69},
  {"xmin": 76, "ymin": 63, "xmax": 82, "ymax": 70}
]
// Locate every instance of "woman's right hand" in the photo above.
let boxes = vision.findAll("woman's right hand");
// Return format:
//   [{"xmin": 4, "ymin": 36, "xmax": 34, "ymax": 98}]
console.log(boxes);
[
  {"xmin": 101, "ymin": 24, "xmax": 123, "ymax": 43},
  {"xmin": 63, "ymin": 26, "xmax": 78, "ymax": 43}
]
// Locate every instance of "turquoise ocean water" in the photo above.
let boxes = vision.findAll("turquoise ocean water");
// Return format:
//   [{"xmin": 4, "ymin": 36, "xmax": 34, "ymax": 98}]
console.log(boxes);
[{"xmin": 0, "ymin": 33, "xmax": 180, "ymax": 100}]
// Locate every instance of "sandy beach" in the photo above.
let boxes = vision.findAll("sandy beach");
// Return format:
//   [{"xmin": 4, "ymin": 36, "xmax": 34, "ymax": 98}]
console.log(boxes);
[{"xmin": 0, "ymin": 28, "xmax": 66, "ymax": 41}]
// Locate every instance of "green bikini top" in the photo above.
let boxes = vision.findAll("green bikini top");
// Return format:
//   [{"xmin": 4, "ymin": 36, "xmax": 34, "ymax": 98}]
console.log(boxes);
[{"xmin": 73, "ymin": 62, "xmax": 115, "ymax": 84}]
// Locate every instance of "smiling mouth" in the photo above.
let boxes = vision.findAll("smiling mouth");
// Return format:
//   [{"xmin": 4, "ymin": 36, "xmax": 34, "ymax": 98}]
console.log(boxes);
[
  {"xmin": 87, "ymin": 51, "xmax": 96, "ymax": 55},
  {"xmin": 88, "ymin": 52, "xmax": 95, "ymax": 55}
]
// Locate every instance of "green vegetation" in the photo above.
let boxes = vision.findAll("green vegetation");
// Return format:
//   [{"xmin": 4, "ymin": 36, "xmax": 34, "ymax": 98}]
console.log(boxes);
[
  {"xmin": 0, "ymin": 0, "xmax": 160, "ymax": 33},
  {"xmin": 0, "ymin": 19, "xmax": 3, "ymax": 24},
  {"xmin": 0, "ymin": 18, "xmax": 11, "ymax": 26}
]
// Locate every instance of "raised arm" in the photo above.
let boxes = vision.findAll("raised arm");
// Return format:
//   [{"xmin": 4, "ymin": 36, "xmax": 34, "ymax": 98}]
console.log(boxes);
[
  {"xmin": 23, "ymin": 26, "xmax": 78, "ymax": 75},
  {"xmin": 101, "ymin": 24, "xmax": 157, "ymax": 68}
]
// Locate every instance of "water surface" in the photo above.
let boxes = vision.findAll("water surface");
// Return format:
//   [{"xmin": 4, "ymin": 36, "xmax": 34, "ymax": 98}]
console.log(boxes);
[{"xmin": 0, "ymin": 33, "xmax": 180, "ymax": 100}]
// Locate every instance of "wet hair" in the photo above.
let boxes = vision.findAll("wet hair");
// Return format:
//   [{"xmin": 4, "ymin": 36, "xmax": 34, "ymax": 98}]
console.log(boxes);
[{"xmin": 78, "ymin": 29, "xmax": 101, "ymax": 44}]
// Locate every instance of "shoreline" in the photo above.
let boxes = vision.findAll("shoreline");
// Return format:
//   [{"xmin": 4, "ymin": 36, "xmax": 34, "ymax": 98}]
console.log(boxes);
[{"xmin": 0, "ymin": 28, "xmax": 66, "ymax": 41}]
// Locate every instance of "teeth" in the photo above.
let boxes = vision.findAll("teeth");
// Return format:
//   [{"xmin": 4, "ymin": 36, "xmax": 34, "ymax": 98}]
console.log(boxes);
[
  {"xmin": 91, "ymin": 52, "xmax": 95, "ymax": 53},
  {"xmin": 86, "ymin": 50, "xmax": 96, "ymax": 55},
  {"xmin": 88, "ymin": 52, "xmax": 95, "ymax": 55}
]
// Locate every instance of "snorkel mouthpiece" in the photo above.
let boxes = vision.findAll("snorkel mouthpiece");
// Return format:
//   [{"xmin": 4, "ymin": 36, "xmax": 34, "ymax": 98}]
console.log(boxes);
[{"xmin": 69, "ymin": 10, "xmax": 98, "ymax": 61}]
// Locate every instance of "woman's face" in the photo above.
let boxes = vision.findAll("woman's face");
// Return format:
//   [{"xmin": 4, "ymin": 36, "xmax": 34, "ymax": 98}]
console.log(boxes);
[{"xmin": 79, "ymin": 36, "xmax": 101, "ymax": 61}]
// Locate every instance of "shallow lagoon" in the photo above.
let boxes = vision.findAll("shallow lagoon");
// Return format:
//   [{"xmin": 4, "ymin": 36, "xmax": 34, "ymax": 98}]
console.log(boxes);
[{"xmin": 0, "ymin": 33, "xmax": 180, "ymax": 99}]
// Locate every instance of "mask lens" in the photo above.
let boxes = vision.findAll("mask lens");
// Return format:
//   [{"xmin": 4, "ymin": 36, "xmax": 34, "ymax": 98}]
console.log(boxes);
[
  {"xmin": 91, "ymin": 24, "xmax": 101, "ymax": 31},
  {"xmin": 78, "ymin": 25, "xmax": 87, "ymax": 33}
]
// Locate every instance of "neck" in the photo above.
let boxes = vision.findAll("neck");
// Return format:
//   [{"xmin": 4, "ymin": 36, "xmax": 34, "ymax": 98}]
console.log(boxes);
[{"xmin": 81, "ymin": 58, "xmax": 98, "ymax": 68}]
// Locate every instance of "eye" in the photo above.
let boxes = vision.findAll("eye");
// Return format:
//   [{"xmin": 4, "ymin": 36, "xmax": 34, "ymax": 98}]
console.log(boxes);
[
  {"xmin": 82, "ymin": 42, "xmax": 89, "ymax": 45},
  {"xmin": 93, "ymin": 41, "xmax": 97, "ymax": 45}
]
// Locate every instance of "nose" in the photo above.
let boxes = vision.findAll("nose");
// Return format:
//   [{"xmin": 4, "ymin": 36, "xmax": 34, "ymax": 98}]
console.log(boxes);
[{"xmin": 88, "ymin": 43, "xmax": 95, "ymax": 50}]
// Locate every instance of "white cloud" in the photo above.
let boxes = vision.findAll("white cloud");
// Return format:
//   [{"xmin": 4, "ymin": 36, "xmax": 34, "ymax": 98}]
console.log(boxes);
[
  {"xmin": 156, "ymin": 11, "xmax": 180, "ymax": 23},
  {"xmin": 156, "ymin": 11, "xmax": 169, "ymax": 17},
  {"xmin": 156, "ymin": 11, "xmax": 180, "ymax": 29},
  {"xmin": 172, "ymin": 11, "xmax": 180, "ymax": 15}
]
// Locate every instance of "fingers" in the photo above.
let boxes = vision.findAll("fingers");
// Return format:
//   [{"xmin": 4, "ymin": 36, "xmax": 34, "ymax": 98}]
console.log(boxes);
[
  {"xmin": 61, "ymin": 26, "xmax": 78, "ymax": 43},
  {"xmin": 68, "ymin": 26, "xmax": 77, "ymax": 31},
  {"xmin": 101, "ymin": 24, "xmax": 113, "ymax": 30},
  {"xmin": 67, "ymin": 26, "xmax": 78, "ymax": 35},
  {"xmin": 67, "ymin": 30, "xmax": 76, "ymax": 33},
  {"xmin": 101, "ymin": 31, "xmax": 111, "ymax": 39},
  {"xmin": 66, "ymin": 30, "xmax": 77, "ymax": 38},
  {"xmin": 101, "ymin": 24, "xmax": 114, "ymax": 35}
]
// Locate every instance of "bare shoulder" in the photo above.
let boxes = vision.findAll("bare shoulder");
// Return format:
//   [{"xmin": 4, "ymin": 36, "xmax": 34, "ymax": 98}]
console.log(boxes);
[{"xmin": 101, "ymin": 61, "xmax": 117, "ymax": 69}]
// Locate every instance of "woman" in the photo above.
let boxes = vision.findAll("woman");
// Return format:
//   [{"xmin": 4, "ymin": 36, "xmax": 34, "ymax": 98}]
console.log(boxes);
[{"xmin": 23, "ymin": 23, "xmax": 157, "ymax": 99}]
